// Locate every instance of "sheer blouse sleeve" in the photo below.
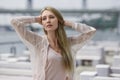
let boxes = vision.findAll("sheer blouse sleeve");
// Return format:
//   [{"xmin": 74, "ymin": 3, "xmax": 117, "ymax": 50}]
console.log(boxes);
[
  {"xmin": 10, "ymin": 16, "xmax": 42, "ymax": 48},
  {"xmin": 68, "ymin": 23, "xmax": 96, "ymax": 55}
]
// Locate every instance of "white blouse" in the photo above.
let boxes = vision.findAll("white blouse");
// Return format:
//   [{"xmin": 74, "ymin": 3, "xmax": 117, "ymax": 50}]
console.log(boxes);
[{"xmin": 10, "ymin": 16, "xmax": 96, "ymax": 80}]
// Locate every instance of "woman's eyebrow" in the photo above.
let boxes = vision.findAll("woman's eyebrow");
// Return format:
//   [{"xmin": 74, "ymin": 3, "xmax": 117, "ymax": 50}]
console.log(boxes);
[{"xmin": 42, "ymin": 14, "xmax": 54, "ymax": 17}]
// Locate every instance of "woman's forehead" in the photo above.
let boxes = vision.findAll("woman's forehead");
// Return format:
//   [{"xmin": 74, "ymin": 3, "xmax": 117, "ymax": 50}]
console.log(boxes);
[{"xmin": 41, "ymin": 10, "xmax": 55, "ymax": 16}]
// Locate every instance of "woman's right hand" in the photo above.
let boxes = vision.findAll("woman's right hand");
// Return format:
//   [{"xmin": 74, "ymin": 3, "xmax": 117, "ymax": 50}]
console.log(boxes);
[{"xmin": 35, "ymin": 16, "xmax": 42, "ymax": 25}]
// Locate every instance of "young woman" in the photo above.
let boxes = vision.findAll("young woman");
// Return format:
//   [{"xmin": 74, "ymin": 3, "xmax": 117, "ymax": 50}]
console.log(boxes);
[{"xmin": 11, "ymin": 6, "xmax": 96, "ymax": 80}]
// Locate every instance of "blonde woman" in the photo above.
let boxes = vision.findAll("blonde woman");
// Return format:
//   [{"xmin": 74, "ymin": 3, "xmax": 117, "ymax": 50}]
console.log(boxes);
[{"xmin": 11, "ymin": 6, "xmax": 96, "ymax": 80}]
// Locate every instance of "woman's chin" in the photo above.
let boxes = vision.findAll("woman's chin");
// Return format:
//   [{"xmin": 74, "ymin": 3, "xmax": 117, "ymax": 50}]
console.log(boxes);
[
  {"xmin": 45, "ymin": 29, "xmax": 54, "ymax": 32},
  {"xmin": 45, "ymin": 28, "xmax": 57, "ymax": 32}
]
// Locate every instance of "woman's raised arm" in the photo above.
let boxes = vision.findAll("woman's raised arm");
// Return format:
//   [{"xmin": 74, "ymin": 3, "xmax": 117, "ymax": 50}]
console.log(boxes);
[
  {"xmin": 65, "ymin": 20, "xmax": 96, "ymax": 51},
  {"xmin": 11, "ymin": 16, "xmax": 42, "ymax": 47}
]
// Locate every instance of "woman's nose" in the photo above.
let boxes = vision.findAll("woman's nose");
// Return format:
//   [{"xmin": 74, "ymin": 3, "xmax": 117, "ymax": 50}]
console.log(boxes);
[{"xmin": 46, "ymin": 18, "xmax": 50, "ymax": 23}]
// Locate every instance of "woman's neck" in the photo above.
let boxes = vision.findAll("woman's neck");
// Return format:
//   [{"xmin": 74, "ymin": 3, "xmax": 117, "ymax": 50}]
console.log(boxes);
[
  {"xmin": 47, "ymin": 31, "xmax": 57, "ymax": 46},
  {"xmin": 47, "ymin": 31, "xmax": 61, "ymax": 53}
]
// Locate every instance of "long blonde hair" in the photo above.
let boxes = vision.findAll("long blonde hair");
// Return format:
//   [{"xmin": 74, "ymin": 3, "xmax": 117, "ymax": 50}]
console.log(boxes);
[{"xmin": 41, "ymin": 6, "xmax": 74, "ymax": 72}]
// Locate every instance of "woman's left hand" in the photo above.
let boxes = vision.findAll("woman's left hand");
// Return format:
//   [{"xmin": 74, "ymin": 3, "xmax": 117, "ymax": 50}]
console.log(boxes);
[{"xmin": 64, "ymin": 20, "xmax": 74, "ymax": 28}]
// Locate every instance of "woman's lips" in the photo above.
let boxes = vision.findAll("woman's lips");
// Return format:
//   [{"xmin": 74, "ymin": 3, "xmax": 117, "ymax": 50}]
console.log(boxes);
[{"xmin": 47, "ymin": 25, "xmax": 52, "ymax": 28}]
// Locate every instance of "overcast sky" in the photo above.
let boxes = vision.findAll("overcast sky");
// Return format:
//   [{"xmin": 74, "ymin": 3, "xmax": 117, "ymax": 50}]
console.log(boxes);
[{"xmin": 0, "ymin": 0, "xmax": 120, "ymax": 10}]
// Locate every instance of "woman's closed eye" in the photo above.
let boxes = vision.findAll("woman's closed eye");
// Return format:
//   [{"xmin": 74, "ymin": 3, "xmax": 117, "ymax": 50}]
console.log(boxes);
[
  {"xmin": 49, "ymin": 16, "xmax": 55, "ymax": 19},
  {"xmin": 42, "ymin": 17, "xmax": 46, "ymax": 21},
  {"xmin": 42, "ymin": 16, "xmax": 55, "ymax": 21}
]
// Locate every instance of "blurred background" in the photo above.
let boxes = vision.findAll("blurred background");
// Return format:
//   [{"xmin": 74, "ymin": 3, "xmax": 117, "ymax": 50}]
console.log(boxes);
[{"xmin": 0, "ymin": 0, "xmax": 120, "ymax": 80}]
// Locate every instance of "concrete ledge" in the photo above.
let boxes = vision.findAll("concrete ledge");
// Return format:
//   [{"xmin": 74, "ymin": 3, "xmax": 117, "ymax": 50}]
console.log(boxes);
[
  {"xmin": 0, "ymin": 61, "xmax": 31, "ymax": 69},
  {"xmin": 80, "ymin": 71, "xmax": 97, "ymax": 80},
  {"xmin": 0, "ymin": 68, "xmax": 32, "ymax": 76},
  {"xmin": 0, "ymin": 75, "xmax": 32, "ymax": 80},
  {"xmin": 110, "ymin": 73, "xmax": 120, "ymax": 78},
  {"xmin": 93, "ymin": 76, "xmax": 120, "ymax": 80},
  {"xmin": 111, "ymin": 67, "xmax": 120, "ymax": 74}
]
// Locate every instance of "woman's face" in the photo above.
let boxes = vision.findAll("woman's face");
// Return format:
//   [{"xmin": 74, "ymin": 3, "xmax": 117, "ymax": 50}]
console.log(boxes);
[{"xmin": 41, "ymin": 10, "xmax": 58, "ymax": 32}]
